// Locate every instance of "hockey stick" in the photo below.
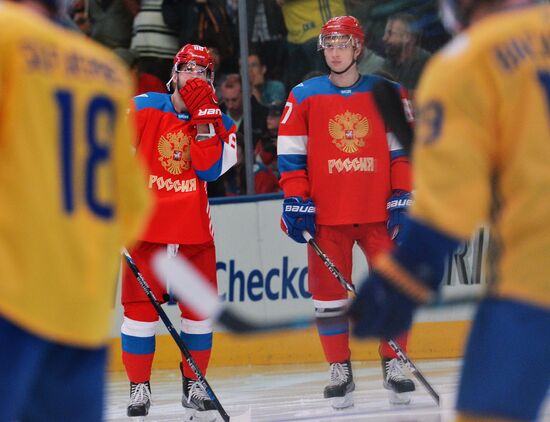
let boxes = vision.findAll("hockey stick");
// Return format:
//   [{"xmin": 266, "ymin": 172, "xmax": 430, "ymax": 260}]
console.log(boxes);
[
  {"xmin": 122, "ymin": 249, "xmax": 251, "ymax": 422},
  {"xmin": 372, "ymin": 78, "xmax": 414, "ymax": 154},
  {"xmin": 302, "ymin": 231, "xmax": 440, "ymax": 406}
]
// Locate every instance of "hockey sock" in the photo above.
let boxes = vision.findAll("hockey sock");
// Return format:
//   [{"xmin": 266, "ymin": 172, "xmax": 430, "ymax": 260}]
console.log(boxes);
[
  {"xmin": 121, "ymin": 318, "xmax": 157, "ymax": 383},
  {"xmin": 316, "ymin": 314, "xmax": 351, "ymax": 363},
  {"xmin": 180, "ymin": 318, "xmax": 213, "ymax": 379}
]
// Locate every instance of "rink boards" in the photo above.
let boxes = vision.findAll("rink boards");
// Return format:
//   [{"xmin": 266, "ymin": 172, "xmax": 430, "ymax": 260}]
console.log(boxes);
[{"xmin": 108, "ymin": 194, "xmax": 487, "ymax": 371}]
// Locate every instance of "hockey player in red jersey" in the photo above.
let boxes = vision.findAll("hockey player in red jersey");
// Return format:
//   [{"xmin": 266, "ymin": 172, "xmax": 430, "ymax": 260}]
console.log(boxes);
[
  {"xmin": 121, "ymin": 44, "xmax": 237, "ymax": 419},
  {"xmin": 277, "ymin": 16, "xmax": 415, "ymax": 408}
]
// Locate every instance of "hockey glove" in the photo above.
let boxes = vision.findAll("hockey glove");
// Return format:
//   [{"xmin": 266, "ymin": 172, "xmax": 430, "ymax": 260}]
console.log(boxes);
[
  {"xmin": 386, "ymin": 190, "xmax": 412, "ymax": 244},
  {"xmin": 281, "ymin": 197, "xmax": 316, "ymax": 243},
  {"xmin": 349, "ymin": 216, "xmax": 460, "ymax": 339},
  {"xmin": 179, "ymin": 78, "xmax": 222, "ymax": 126}
]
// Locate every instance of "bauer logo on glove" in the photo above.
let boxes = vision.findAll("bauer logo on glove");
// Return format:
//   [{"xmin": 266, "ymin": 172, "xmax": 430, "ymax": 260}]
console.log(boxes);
[
  {"xmin": 281, "ymin": 197, "xmax": 316, "ymax": 243},
  {"xmin": 386, "ymin": 191, "xmax": 412, "ymax": 244}
]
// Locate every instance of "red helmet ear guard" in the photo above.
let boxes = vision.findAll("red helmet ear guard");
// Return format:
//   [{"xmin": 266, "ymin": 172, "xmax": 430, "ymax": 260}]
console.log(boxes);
[{"xmin": 319, "ymin": 16, "xmax": 365, "ymax": 48}]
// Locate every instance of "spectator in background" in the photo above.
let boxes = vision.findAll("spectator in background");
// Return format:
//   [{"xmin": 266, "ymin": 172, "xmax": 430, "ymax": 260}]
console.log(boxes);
[
  {"xmin": 247, "ymin": 0, "xmax": 287, "ymax": 82},
  {"xmin": 225, "ymin": 135, "xmax": 280, "ymax": 196},
  {"xmin": 131, "ymin": 0, "xmax": 180, "ymax": 83},
  {"xmin": 161, "ymin": 0, "xmax": 237, "ymax": 72},
  {"xmin": 113, "ymin": 48, "xmax": 166, "ymax": 95},
  {"xmin": 256, "ymin": 103, "xmax": 283, "ymax": 178},
  {"xmin": 220, "ymin": 74, "xmax": 268, "ymax": 145},
  {"xmin": 357, "ymin": 43, "xmax": 385, "ymax": 75},
  {"xmin": 277, "ymin": 0, "xmax": 347, "ymax": 89},
  {"xmin": 381, "ymin": 13, "xmax": 431, "ymax": 91},
  {"xmin": 68, "ymin": 0, "xmax": 92, "ymax": 35},
  {"xmin": 87, "ymin": 0, "xmax": 138, "ymax": 49},
  {"xmin": 205, "ymin": 44, "xmax": 228, "ymax": 100},
  {"xmin": 248, "ymin": 52, "xmax": 286, "ymax": 106}
]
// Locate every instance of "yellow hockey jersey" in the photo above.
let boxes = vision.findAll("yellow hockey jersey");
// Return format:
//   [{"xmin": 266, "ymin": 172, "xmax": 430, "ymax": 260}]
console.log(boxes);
[
  {"xmin": 412, "ymin": 4, "xmax": 550, "ymax": 308},
  {"xmin": 281, "ymin": 0, "xmax": 346, "ymax": 44},
  {"xmin": 0, "ymin": 3, "xmax": 151, "ymax": 347}
]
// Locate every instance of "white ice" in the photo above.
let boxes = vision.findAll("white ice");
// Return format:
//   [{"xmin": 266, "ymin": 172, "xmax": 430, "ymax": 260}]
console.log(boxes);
[{"xmin": 105, "ymin": 359, "xmax": 550, "ymax": 422}]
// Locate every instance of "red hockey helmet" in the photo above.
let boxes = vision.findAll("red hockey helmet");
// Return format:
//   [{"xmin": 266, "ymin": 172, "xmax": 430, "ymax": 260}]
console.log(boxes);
[
  {"xmin": 173, "ymin": 44, "xmax": 215, "ymax": 83},
  {"xmin": 318, "ymin": 16, "xmax": 365, "ymax": 50}
]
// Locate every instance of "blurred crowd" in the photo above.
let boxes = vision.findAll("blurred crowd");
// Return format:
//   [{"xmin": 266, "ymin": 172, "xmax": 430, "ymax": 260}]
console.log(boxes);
[{"xmin": 57, "ymin": 0, "xmax": 478, "ymax": 196}]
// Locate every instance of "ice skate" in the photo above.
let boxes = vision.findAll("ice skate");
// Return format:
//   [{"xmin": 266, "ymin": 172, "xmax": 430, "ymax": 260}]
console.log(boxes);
[
  {"xmin": 127, "ymin": 381, "xmax": 151, "ymax": 419},
  {"xmin": 181, "ymin": 375, "xmax": 217, "ymax": 422},
  {"xmin": 323, "ymin": 360, "xmax": 355, "ymax": 409},
  {"xmin": 382, "ymin": 358, "xmax": 415, "ymax": 404}
]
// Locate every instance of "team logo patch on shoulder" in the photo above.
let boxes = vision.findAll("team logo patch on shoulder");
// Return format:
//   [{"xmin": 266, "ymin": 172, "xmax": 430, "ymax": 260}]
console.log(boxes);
[
  {"xmin": 157, "ymin": 130, "xmax": 191, "ymax": 174},
  {"xmin": 329, "ymin": 111, "xmax": 369, "ymax": 153}
]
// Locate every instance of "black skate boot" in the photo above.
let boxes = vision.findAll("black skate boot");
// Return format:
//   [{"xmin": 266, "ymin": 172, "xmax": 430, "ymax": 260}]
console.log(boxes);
[
  {"xmin": 382, "ymin": 358, "xmax": 415, "ymax": 404},
  {"xmin": 323, "ymin": 360, "xmax": 355, "ymax": 409},
  {"xmin": 127, "ymin": 381, "xmax": 151, "ymax": 418},
  {"xmin": 180, "ymin": 363, "xmax": 217, "ymax": 422}
]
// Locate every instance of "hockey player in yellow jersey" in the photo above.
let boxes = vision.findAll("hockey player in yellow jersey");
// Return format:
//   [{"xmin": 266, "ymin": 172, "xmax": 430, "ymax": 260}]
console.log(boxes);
[
  {"xmin": 0, "ymin": 1, "xmax": 150, "ymax": 420},
  {"xmin": 350, "ymin": 0, "xmax": 550, "ymax": 421}
]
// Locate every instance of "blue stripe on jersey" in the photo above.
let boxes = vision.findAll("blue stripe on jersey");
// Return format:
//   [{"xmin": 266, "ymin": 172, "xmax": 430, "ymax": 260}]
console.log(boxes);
[
  {"xmin": 278, "ymin": 154, "xmax": 307, "ymax": 173},
  {"xmin": 194, "ymin": 144, "xmax": 223, "ymax": 181},
  {"xmin": 391, "ymin": 149, "xmax": 408, "ymax": 160},
  {"xmin": 291, "ymin": 75, "xmax": 398, "ymax": 105},
  {"xmin": 121, "ymin": 333, "xmax": 155, "ymax": 355},
  {"xmin": 134, "ymin": 92, "xmax": 177, "ymax": 113},
  {"xmin": 221, "ymin": 113, "xmax": 234, "ymax": 132},
  {"xmin": 180, "ymin": 331, "xmax": 213, "ymax": 351}
]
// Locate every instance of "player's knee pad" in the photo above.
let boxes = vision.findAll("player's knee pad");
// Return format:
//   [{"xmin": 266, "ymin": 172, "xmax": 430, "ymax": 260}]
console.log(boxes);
[
  {"xmin": 121, "ymin": 316, "xmax": 158, "ymax": 338},
  {"xmin": 180, "ymin": 317, "xmax": 212, "ymax": 334}
]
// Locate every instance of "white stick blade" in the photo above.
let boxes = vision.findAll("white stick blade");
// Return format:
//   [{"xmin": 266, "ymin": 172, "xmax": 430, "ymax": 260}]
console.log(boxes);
[
  {"xmin": 230, "ymin": 407, "xmax": 252, "ymax": 422},
  {"xmin": 151, "ymin": 252, "xmax": 222, "ymax": 320}
]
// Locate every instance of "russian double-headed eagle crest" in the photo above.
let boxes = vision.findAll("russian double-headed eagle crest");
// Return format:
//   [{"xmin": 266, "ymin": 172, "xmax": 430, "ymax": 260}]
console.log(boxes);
[
  {"xmin": 329, "ymin": 111, "xmax": 369, "ymax": 153},
  {"xmin": 157, "ymin": 130, "xmax": 191, "ymax": 174}
]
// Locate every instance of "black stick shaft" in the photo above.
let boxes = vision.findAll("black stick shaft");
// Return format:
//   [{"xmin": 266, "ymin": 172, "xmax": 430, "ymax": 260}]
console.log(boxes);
[
  {"xmin": 122, "ymin": 250, "xmax": 231, "ymax": 422},
  {"xmin": 388, "ymin": 339, "xmax": 440, "ymax": 406},
  {"xmin": 303, "ymin": 236, "xmax": 440, "ymax": 406}
]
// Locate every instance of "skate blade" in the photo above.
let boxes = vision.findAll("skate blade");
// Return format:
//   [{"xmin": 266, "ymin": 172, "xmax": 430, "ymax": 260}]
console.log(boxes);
[
  {"xmin": 387, "ymin": 390, "xmax": 411, "ymax": 405},
  {"xmin": 182, "ymin": 408, "xmax": 217, "ymax": 422},
  {"xmin": 129, "ymin": 417, "xmax": 146, "ymax": 422},
  {"xmin": 330, "ymin": 392, "xmax": 354, "ymax": 410}
]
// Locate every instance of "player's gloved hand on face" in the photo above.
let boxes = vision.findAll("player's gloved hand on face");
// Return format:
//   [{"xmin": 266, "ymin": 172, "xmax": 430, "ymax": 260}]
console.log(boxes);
[
  {"xmin": 348, "ymin": 270, "xmax": 418, "ymax": 340},
  {"xmin": 386, "ymin": 190, "xmax": 412, "ymax": 244},
  {"xmin": 179, "ymin": 78, "xmax": 222, "ymax": 126},
  {"xmin": 280, "ymin": 196, "xmax": 316, "ymax": 243}
]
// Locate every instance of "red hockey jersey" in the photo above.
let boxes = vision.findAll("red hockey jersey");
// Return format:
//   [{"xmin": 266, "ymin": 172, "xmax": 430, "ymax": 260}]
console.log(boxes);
[
  {"xmin": 133, "ymin": 92, "xmax": 237, "ymax": 244},
  {"xmin": 277, "ymin": 75, "xmax": 411, "ymax": 225}
]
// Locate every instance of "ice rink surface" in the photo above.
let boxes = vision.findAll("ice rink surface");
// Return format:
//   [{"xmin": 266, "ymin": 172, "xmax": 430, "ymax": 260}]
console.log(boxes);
[{"xmin": 106, "ymin": 359, "xmax": 550, "ymax": 422}]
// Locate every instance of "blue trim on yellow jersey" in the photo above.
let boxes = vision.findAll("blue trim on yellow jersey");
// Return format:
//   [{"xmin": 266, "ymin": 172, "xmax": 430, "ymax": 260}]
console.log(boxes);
[
  {"xmin": 393, "ymin": 216, "xmax": 461, "ymax": 291},
  {"xmin": 0, "ymin": 316, "xmax": 107, "ymax": 422},
  {"xmin": 121, "ymin": 333, "xmax": 155, "ymax": 355},
  {"xmin": 278, "ymin": 154, "xmax": 308, "ymax": 173},
  {"xmin": 457, "ymin": 298, "xmax": 550, "ymax": 420},
  {"xmin": 179, "ymin": 331, "xmax": 213, "ymax": 351}
]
